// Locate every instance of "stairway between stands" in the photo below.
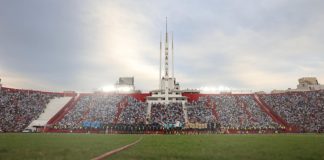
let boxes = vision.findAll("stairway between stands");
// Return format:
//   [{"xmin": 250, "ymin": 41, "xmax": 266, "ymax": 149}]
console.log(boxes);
[
  {"xmin": 113, "ymin": 97, "xmax": 129, "ymax": 124},
  {"xmin": 253, "ymin": 94, "xmax": 291, "ymax": 131},
  {"xmin": 46, "ymin": 94, "xmax": 81, "ymax": 129},
  {"xmin": 182, "ymin": 103, "xmax": 189, "ymax": 124},
  {"xmin": 207, "ymin": 96, "xmax": 219, "ymax": 120},
  {"xmin": 76, "ymin": 101, "xmax": 94, "ymax": 125},
  {"xmin": 235, "ymin": 97, "xmax": 257, "ymax": 123},
  {"xmin": 27, "ymin": 96, "xmax": 72, "ymax": 131}
]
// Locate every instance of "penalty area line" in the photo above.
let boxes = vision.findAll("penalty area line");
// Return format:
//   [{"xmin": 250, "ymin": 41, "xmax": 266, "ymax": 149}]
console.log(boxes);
[{"xmin": 91, "ymin": 137, "xmax": 143, "ymax": 160}]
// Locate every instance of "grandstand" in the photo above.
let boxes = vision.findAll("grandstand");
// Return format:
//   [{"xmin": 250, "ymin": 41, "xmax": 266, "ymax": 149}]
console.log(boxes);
[{"xmin": 1, "ymin": 83, "xmax": 324, "ymax": 134}]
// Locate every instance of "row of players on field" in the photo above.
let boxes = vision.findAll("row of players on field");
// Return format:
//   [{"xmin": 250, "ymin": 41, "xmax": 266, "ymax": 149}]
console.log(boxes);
[{"xmin": 1, "ymin": 88, "xmax": 324, "ymax": 132}]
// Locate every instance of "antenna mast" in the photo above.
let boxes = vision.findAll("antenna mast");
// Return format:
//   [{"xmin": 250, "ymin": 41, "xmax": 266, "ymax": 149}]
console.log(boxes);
[
  {"xmin": 172, "ymin": 32, "xmax": 174, "ymax": 79},
  {"xmin": 159, "ymin": 33, "xmax": 162, "ymax": 90},
  {"xmin": 164, "ymin": 17, "xmax": 169, "ymax": 78}
]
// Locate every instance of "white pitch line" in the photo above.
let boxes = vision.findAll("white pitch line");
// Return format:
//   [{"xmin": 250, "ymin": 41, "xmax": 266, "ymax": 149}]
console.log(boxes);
[{"xmin": 91, "ymin": 137, "xmax": 142, "ymax": 160}]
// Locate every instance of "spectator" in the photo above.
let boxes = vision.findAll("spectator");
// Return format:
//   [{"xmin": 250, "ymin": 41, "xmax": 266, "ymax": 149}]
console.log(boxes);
[
  {"xmin": 0, "ymin": 88, "xmax": 58, "ymax": 132},
  {"xmin": 261, "ymin": 91, "xmax": 324, "ymax": 132},
  {"xmin": 187, "ymin": 95, "xmax": 280, "ymax": 130},
  {"xmin": 56, "ymin": 94, "xmax": 124, "ymax": 129},
  {"xmin": 150, "ymin": 102, "xmax": 185, "ymax": 127},
  {"xmin": 118, "ymin": 96, "xmax": 147, "ymax": 124}
]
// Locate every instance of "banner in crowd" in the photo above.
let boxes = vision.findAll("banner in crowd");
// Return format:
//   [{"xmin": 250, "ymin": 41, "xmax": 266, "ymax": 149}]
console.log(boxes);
[{"xmin": 82, "ymin": 121, "xmax": 101, "ymax": 128}]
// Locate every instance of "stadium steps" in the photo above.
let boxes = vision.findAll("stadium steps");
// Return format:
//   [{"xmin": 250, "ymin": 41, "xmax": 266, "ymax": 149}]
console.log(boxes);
[
  {"xmin": 253, "ymin": 94, "xmax": 292, "ymax": 131},
  {"xmin": 182, "ymin": 102, "xmax": 189, "ymax": 124},
  {"xmin": 211, "ymin": 102, "xmax": 219, "ymax": 120},
  {"xmin": 46, "ymin": 94, "xmax": 81, "ymax": 128},
  {"xmin": 146, "ymin": 103, "xmax": 152, "ymax": 124},
  {"xmin": 26, "ymin": 96, "xmax": 73, "ymax": 131},
  {"xmin": 235, "ymin": 97, "xmax": 257, "ymax": 122},
  {"xmin": 113, "ymin": 97, "xmax": 129, "ymax": 124},
  {"xmin": 208, "ymin": 97, "xmax": 219, "ymax": 120},
  {"xmin": 76, "ymin": 101, "xmax": 94, "ymax": 125}
]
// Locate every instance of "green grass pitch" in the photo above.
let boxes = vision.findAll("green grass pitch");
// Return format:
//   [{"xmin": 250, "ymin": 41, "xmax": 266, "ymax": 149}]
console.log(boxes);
[{"xmin": 1, "ymin": 134, "xmax": 324, "ymax": 160}]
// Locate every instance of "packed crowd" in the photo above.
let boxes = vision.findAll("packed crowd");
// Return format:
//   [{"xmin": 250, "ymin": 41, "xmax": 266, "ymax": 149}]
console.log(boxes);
[
  {"xmin": 186, "ymin": 98, "xmax": 215, "ymax": 123},
  {"xmin": 238, "ymin": 95, "xmax": 280, "ymax": 129},
  {"xmin": 261, "ymin": 91, "xmax": 324, "ymax": 132},
  {"xmin": 118, "ymin": 97, "xmax": 147, "ymax": 124},
  {"xmin": 0, "ymin": 88, "xmax": 57, "ymax": 132},
  {"xmin": 56, "ymin": 94, "xmax": 124, "ymax": 129},
  {"xmin": 150, "ymin": 103, "xmax": 185, "ymax": 126},
  {"xmin": 208, "ymin": 95, "xmax": 280, "ymax": 130},
  {"xmin": 2, "ymin": 87, "xmax": 324, "ymax": 133}
]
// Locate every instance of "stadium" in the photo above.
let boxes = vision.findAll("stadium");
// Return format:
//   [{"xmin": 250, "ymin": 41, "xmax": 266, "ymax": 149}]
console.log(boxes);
[{"xmin": 1, "ymin": 1, "xmax": 324, "ymax": 160}]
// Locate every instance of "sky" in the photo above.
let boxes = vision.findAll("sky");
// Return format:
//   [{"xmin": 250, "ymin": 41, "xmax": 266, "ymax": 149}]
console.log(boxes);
[{"xmin": 0, "ymin": 0, "xmax": 324, "ymax": 92}]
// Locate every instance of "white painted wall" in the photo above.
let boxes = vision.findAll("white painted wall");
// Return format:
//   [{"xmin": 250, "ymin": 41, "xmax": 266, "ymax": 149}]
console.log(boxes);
[{"xmin": 26, "ymin": 97, "xmax": 72, "ymax": 131}]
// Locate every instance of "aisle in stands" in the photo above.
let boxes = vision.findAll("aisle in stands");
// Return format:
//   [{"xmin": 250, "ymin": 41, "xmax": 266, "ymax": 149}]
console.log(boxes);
[{"xmin": 118, "ymin": 96, "xmax": 147, "ymax": 124}]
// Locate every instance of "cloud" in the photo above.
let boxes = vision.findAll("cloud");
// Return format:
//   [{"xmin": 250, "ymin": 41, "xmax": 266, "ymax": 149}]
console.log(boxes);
[{"xmin": 0, "ymin": 0, "xmax": 324, "ymax": 92}]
